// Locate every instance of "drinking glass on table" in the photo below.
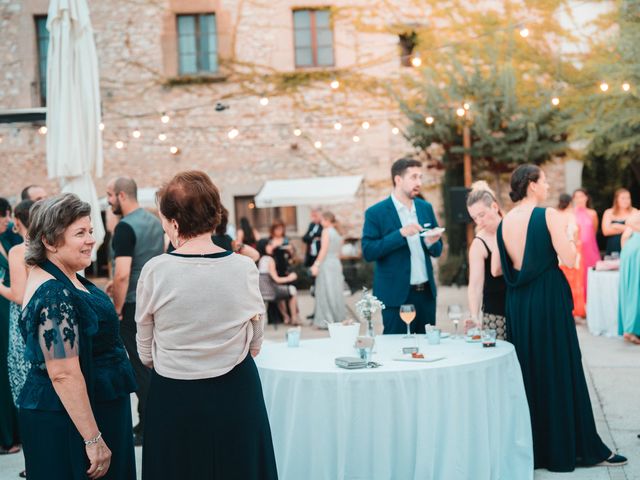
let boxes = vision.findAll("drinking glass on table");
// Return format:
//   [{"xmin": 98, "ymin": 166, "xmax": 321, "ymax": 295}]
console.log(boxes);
[
  {"xmin": 399, "ymin": 304, "xmax": 416, "ymax": 338},
  {"xmin": 448, "ymin": 304, "xmax": 463, "ymax": 339}
]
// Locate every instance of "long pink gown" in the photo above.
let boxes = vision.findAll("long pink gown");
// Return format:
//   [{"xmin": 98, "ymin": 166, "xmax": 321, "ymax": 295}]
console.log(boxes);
[{"xmin": 574, "ymin": 207, "xmax": 600, "ymax": 297}]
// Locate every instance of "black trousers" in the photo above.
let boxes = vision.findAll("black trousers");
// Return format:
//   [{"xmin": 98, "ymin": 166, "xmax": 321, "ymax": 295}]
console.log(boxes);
[
  {"xmin": 120, "ymin": 302, "xmax": 151, "ymax": 431},
  {"xmin": 381, "ymin": 287, "xmax": 436, "ymax": 334}
]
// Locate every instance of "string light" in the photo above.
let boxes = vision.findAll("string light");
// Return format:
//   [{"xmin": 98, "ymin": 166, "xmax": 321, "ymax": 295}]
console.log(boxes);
[
  {"xmin": 410, "ymin": 56, "xmax": 422, "ymax": 68},
  {"xmin": 352, "ymin": 135, "xmax": 360, "ymax": 142},
  {"xmin": 293, "ymin": 128, "xmax": 302, "ymax": 137},
  {"xmin": 132, "ymin": 129, "xmax": 141, "ymax": 138},
  {"xmin": 38, "ymin": 126, "xmax": 47, "ymax": 135},
  {"xmin": 260, "ymin": 97, "xmax": 269, "ymax": 106},
  {"xmin": 551, "ymin": 97, "xmax": 560, "ymax": 106},
  {"xmin": 600, "ymin": 82, "xmax": 609, "ymax": 92},
  {"xmin": 330, "ymin": 80, "xmax": 340, "ymax": 90},
  {"xmin": 334, "ymin": 122, "xmax": 342, "ymax": 131},
  {"xmin": 0, "ymin": 136, "xmax": 3, "ymax": 144},
  {"xmin": 161, "ymin": 114, "xmax": 170, "ymax": 124},
  {"xmin": 622, "ymin": 83, "xmax": 630, "ymax": 92},
  {"xmin": 314, "ymin": 140, "xmax": 322, "ymax": 149},
  {"xmin": 391, "ymin": 127, "xmax": 400, "ymax": 135},
  {"xmin": 169, "ymin": 146, "xmax": 179, "ymax": 155},
  {"xmin": 99, "ymin": 122, "xmax": 105, "ymax": 131},
  {"xmin": 463, "ymin": 102, "xmax": 470, "ymax": 110},
  {"xmin": 456, "ymin": 107, "xmax": 466, "ymax": 117},
  {"xmin": 228, "ymin": 128, "xmax": 239, "ymax": 139},
  {"xmin": 425, "ymin": 116, "xmax": 434, "ymax": 125},
  {"xmin": 361, "ymin": 121, "xmax": 370, "ymax": 130},
  {"xmin": 115, "ymin": 140, "xmax": 124, "ymax": 149},
  {"xmin": 519, "ymin": 28, "xmax": 529, "ymax": 38},
  {"xmin": 158, "ymin": 133, "xmax": 167, "ymax": 142}
]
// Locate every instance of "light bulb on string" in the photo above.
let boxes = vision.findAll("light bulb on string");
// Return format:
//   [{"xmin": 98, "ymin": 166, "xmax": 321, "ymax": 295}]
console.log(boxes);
[
  {"xmin": 169, "ymin": 146, "xmax": 179, "ymax": 155},
  {"xmin": 228, "ymin": 128, "xmax": 239, "ymax": 140},
  {"xmin": 352, "ymin": 135, "xmax": 360, "ymax": 143},
  {"xmin": 425, "ymin": 116, "xmax": 434, "ymax": 125},
  {"xmin": 600, "ymin": 82, "xmax": 609, "ymax": 92},
  {"xmin": 115, "ymin": 141, "xmax": 124, "ymax": 149},
  {"xmin": 38, "ymin": 126, "xmax": 47, "ymax": 135},
  {"xmin": 99, "ymin": 122, "xmax": 105, "ymax": 131},
  {"xmin": 132, "ymin": 129, "xmax": 141, "ymax": 138},
  {"xmin": 551, "ymin": 97, "xmax": 560, "ymax": 106},
  {"xmin": 158, "ymin": 133, "xmax": 167, "ymax": 142},
  {"xmin": 410, "ymin": 56, "xmax": 422, "ymax": 68},
  {"xmin": 334, "ymin": 122, "xmax": 342, "ymax": 131},
  {"xmin": 293, "ymin": 128, "xmax": 302, "ymax": 137},
  {"xmin": 314, "ymin": 140, "xmax": 322, "ymax": 149},
  {"xmin": 361, "ymin": 121, "xmax": 370, "ymax": 130},
  {"xmin": 391, "ymin": 127, "xmax": 400, "ymax": 135},
  {"xmin": 519, "ymin": 28, "xmax": 529, "ymax": 38},
  {"xmin": 260, "ymin": 97, "xmax": 269, "ymax": 106},
  {"xmin": 161, "ymin": 114, "xmax": 170, "ymax": 124},
  {"xmin": 463, "ymin": 102, "xmax": 470, "ymax": 110},
  {"xmin": 330, "ymin": 80, "xmax": 340, "ymax": 90},
  {"xmin": 456, "ymin": 108, "xmax": 466, "ymax": 117},
  {"xmin": 622, "ymin": 83, "xmax": 630, "ymax": 92},
  {"xmin": 0, "ymin": 136, "xmax": 3, "ymax": 144}
]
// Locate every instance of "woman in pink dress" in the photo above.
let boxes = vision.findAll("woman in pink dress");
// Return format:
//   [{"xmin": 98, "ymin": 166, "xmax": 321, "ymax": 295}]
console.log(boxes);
[{"xmin": 572, "ymin": 189, "xmax": 600, "ymax": 298}]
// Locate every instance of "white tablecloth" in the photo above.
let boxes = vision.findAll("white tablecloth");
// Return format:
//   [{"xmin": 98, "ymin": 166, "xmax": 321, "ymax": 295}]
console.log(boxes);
[
  {"xmin": 255, "ymin": 335, "xmax": 533, "ymax": 480},
  {"xmin": 586, "ymin": 269, "xmax": 620, "ymax": 337}
]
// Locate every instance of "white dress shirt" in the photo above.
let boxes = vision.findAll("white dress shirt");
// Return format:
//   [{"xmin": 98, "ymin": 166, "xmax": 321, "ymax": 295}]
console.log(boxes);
[{"xmin": 391, "ymin": 194, "xmax": 429, "ymax": 285}]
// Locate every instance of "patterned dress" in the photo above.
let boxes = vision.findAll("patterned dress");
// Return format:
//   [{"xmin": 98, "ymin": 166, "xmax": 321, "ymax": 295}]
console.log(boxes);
[{"xmin": 7, "ymin": 301, "xmax": 29, "ymax": 405}]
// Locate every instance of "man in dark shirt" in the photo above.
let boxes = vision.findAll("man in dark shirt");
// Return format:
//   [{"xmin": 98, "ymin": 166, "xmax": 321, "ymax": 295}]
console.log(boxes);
[
  {"xmin": 302, "ymin": 208, "xmax": 323, "ymax": 320},
  {"xmin": 107, "ymin": 177, "xmax": 164, "ymax": 445}
]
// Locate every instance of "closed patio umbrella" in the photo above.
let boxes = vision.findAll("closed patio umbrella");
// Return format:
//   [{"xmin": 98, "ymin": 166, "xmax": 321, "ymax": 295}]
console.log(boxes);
[{"xmin": 46, "ymin": 0, "xmax": 105, "ymax": 254}]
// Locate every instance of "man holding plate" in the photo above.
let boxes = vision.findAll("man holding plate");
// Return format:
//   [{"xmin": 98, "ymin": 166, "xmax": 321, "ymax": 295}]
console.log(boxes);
[{"xmin": 362, "ymin": 158, "xmax": 443, "ymax": 334}]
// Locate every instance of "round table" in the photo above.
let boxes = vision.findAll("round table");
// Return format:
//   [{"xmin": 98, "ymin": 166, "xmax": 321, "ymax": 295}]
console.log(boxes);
[
  {"xmin": 586, "ymin": 269, "xmax": 620, "ymax": 337},
  {"xmin": 255, "ymin": 335, "xmax": 533, "ymax": 480}
]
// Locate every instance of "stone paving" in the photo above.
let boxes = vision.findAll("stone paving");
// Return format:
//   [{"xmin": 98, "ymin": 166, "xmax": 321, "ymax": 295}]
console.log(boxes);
[{"xmin": 1, "ymin": 287, "xmax": 638, "ymax": 479}]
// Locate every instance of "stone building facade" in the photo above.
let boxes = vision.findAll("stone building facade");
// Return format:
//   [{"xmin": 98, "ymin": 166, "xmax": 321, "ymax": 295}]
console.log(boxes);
[{"xmin": 0, "ymin": 0, "xmax": 575, "ymax": 240}]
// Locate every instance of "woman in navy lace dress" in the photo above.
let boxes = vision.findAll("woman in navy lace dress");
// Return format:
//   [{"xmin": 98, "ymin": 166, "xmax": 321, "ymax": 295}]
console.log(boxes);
[{"xmin": 19, "ymin": 194, "xmax": 136, "ymax": 479}]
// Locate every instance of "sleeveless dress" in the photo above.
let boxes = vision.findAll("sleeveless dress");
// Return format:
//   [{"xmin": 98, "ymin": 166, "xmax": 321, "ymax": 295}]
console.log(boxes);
[
  {"xmin": 605, "ymin": 219, "xmax": 626, "ymax": 256},
  {"xmin": 497, "ymin": 207, "xmax": 611, "ymax": 472},
  {"xmin": 7, "ymin": 301, "xmax": 30, "ymax": 404},
  {"xmin": 473, "ymin": 237, "xmax": 507, "ymax": 339},
  {"xmin": 618, "ymin": 232, "xmax": 640, "ymax": 336},
  {"xmin": 313, "ymin": 227, "xmax": 346, "ymax": 327},
  {"xmin": 18, "ymin": 260, "xmax": 137, "ymax": 480},
  {"xmin": 574, "ymin": 207, "xmax": 600, "ymax": 299}
]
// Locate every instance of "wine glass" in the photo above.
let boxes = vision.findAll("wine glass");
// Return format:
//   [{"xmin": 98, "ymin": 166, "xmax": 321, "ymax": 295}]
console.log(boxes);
[
  {"xmin": 399, "ymin": 304, "xmax": 416, "ymax": 338},
  {"xmin": 448, "ymin": 304, "xmax": 463, "ymax": 339}
]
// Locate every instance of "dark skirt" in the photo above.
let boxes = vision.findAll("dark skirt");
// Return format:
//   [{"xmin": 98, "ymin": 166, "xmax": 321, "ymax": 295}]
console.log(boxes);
[
  {"xmin": 143, "ymin": 355, "xmax": 278, "ymax": 480},
  {"xmin": 19, "ymin": 395, "xmax": 136, "ymax": 480}
]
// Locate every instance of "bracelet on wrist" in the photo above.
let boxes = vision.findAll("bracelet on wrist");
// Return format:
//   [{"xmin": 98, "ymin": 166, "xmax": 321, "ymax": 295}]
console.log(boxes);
[{"xmin": 84, "ymin": 431, "xmax": 102, "ymax": 446}]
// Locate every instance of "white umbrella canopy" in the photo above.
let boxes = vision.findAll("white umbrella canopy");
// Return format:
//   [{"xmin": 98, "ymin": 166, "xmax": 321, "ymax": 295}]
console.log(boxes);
[{"xmin": 46, "ymin": 0, "xmax": 105, "ymax": 254}]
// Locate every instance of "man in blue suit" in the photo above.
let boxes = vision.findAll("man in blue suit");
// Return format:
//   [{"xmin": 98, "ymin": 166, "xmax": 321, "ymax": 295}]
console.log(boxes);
[{"xmin": 362, "ymin": 158, "xmax": 443, "ymax": 334}]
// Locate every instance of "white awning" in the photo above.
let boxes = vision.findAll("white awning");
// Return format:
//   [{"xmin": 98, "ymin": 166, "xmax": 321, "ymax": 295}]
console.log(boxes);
[{"xmin": 254, "ymin": 175, "xmax": 363, "ymax": 207}]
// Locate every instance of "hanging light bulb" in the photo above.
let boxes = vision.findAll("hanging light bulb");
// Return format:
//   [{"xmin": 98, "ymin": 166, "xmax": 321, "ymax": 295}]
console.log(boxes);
[
  {"xmin": 314, "ymin": 140, "xmax": 322, "ymax": 149},
  {"xmin": 158, "ymin": 133, "xmax": 167, "ymax": 142},
  {"xmin": 361, "ymin": 121, "xmax": 370, "ymax": 130},
  {"xmin": 334, "ymin": 122, "xmax": 342, "ymax": 131},
  {"xmin": 169, "ymin": 146, "xmax": 179, "ymax": 155},
  {"xmin": 425, "ymin": 116, "xmax": 434, "ymax": 125},
  {"xmin": 293, "ymin": 128, "xmax": 302, "ymax": 137},
  {"xmin": 161, "ymin": 114, "xmax": 170, "ymax": 124},
  {"xmin": 622, "ymin": 83, "xmax": 631, "ymax": 92},
  {"xmin": 330, "ymin": 80, "xmax": 340, "ymax": 90},
  {"xmin": 228, "ymin": 128, "xmax": 239, "ymax": 139},
  {"xmin": 352, "ymin": 135, "xmax": 360, "ymax": 143},
  {"xmin": 551, "ymin": 97, "xmax": 560, "ymax": 106},
  {"xmin": 456, "ymin": 107, "xmax": 466, "ymax": 117},
  {"xmin": 260, "ymin": 97, "xmax": 269, "ymax": 106},
  {"xmin": 391, "ymin": 127, "xmax": 400, "ymax": 135},
  {"xmin": 38, "ymin": 126, "xmax": 47, "ymax": 135},
  {"xmin": 463, "ymin": 102, "xmax": 470, "ymax": 110},
  {"xmin": 0, "ymin": 136, "xmax": 4, "ymax": 144},
  {"xmin": 410, "ymin": 56, "xmax": 422, "ymax": 68},
  {"xmin": 132, "ymin": 129, "xmax": 141, "ymax": 138},
  {"xmin": 99, "ymin": 122, "xmax": 105, "ymax": 131},
  {"xmin": 519, "ymin": 28, "xmax": 529, "ymax": 38},
  {"xmin": 115, "ymin": 141, "xmax": 124, "ymax": 149},
  {"xmin": 600, "ymin": 82, "xmax": 609, "ymax": 92}
]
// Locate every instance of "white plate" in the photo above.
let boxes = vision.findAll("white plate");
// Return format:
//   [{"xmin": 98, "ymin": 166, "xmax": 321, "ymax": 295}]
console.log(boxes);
[
  {"xmin": 393, "ymin": 355, "xmax": 445, "ymax": 363},
  {"xmin": 420, "ymin": 227, "xmax": 445, "ymax": 238},
  {"xmin": 439, "ymin": 332, "xmax": 451, "ymax": 339}
]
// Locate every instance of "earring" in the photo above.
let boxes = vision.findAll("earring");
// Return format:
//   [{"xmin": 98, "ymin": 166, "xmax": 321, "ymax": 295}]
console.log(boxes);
[{"xmin": 12, "ymin": 225, "xmax": 18, "ymax": 234}]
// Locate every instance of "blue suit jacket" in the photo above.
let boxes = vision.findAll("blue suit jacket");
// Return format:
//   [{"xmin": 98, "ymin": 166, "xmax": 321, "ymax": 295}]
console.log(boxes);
[{"xmin": 361, "ymin": 196, "xmax": 443, "ymax": 307}]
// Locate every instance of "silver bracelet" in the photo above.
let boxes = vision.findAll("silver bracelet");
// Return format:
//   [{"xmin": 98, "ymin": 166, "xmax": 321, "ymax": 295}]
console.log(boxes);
[{"xmin": 84, "ymin": 431, "xmax": 102, "ymax": 446}]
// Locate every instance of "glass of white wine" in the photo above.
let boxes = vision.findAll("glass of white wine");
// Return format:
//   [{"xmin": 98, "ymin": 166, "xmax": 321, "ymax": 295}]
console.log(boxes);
[
  {"xmin": 448, "ymin": 304, "xmax": 463, "ymax": 339},
  {"xmin": 399, "ymin": 304, "xmax": 416, "ymax": 338}
]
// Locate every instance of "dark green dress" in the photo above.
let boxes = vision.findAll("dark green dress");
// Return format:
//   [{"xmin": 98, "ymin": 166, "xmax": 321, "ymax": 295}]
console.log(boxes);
[{"xmin": 497, "ymin": 207, "xmax": 611, "ymax": 472}]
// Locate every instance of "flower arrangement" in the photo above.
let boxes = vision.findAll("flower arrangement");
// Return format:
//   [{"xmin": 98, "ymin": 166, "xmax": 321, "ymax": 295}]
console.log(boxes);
[{"xmin": 355, "ymin": 288, "xmax": 385, "ymax": 321}]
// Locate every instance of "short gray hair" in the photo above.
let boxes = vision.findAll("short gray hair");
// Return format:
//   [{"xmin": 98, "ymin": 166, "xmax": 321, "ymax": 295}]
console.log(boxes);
[{"xmin": 26, "ymin": 193, "xmax": 91, "ymax": 266}]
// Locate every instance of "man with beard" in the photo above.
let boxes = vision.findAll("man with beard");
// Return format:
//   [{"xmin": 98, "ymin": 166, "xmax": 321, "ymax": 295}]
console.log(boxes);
[
  {"xmin": 361, "ymin": 158, "xmax": 443, "ymax": 334},
  {"xmin": 106, "ymin": 177, "xmax": 163, "ymax": 445}
]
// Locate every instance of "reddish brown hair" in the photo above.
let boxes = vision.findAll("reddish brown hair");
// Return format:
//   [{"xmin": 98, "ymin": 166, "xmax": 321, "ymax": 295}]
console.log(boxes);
[
  {"xmin": 612, "ymin": 188, "xmax": 632, "ymax": 216},
  {"xmin": 157, "ymin": 170, "xmax": 222, "ymax": 239},
  {"xmin": 269, "ymin": 219, "xmax": 286, "ymax": 238}
]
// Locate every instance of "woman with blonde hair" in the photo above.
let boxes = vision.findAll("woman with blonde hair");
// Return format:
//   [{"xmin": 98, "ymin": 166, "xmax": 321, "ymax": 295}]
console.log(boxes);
[
  {"xmin": 466, "ymin": 181, "xmax": 507, "ymax": 339},
  {"xmin": 602, "ymin": 188, "xmax": 637, "ymax": 256}
]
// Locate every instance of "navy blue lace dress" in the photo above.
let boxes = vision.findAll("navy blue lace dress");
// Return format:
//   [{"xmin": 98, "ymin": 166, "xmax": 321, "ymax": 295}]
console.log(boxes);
[{"xmin": 18, "ymin": 260, "xmax": 137, "ymax": 480}]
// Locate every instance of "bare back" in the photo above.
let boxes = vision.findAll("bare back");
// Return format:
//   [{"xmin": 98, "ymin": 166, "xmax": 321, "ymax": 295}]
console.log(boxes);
[{"xmin": 500, "ymin": 206, "xmax": 536, "ymax": 271}]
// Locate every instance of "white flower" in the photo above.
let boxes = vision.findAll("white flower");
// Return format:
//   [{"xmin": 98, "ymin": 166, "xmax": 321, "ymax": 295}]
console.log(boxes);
[{"xmin": 355, "ymin": 288, "xmax": 385, "ymax": 321}]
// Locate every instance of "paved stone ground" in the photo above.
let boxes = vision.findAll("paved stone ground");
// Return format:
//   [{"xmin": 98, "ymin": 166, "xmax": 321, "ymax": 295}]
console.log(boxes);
[{"xmin": 1, "ymin": 287, "xmax": 638, "ymax": 479}]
